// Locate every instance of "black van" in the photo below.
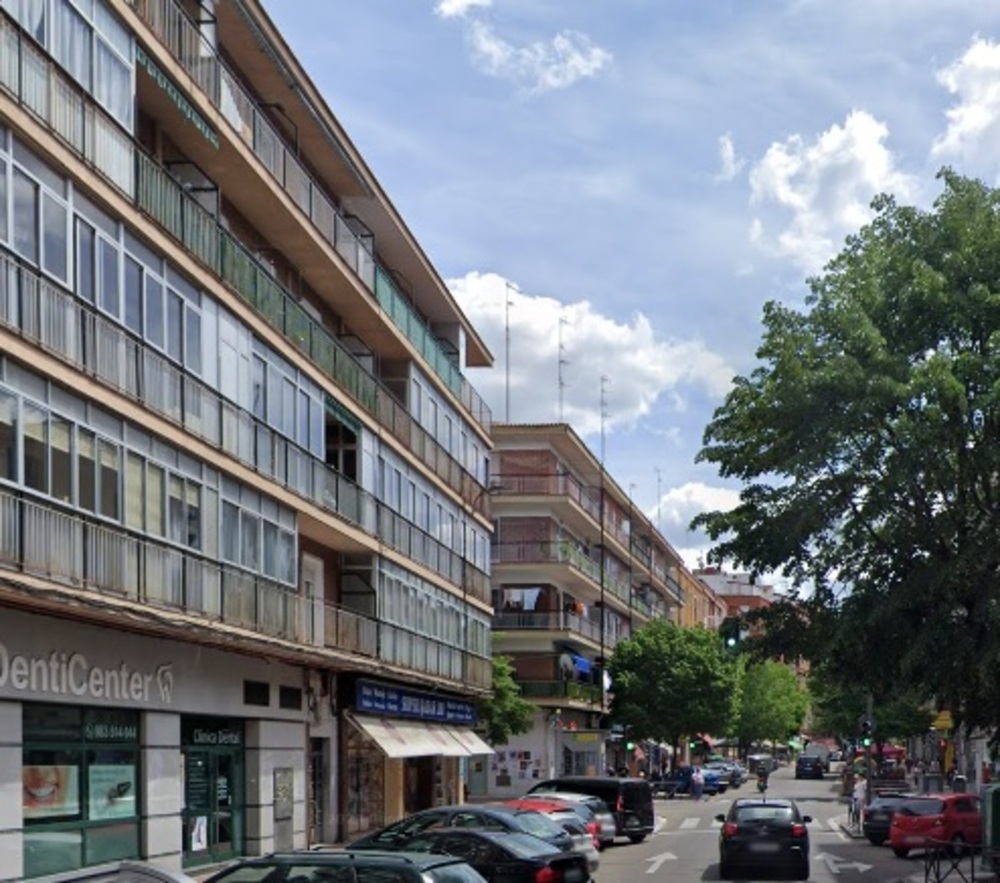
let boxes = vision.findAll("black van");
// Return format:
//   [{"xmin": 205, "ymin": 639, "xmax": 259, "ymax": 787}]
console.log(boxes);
[{"xmin": 527, "ymin": 776, "xmax": 655, "ymax": 843}]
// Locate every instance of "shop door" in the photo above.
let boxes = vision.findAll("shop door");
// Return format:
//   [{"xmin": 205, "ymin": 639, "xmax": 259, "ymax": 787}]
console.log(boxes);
[{"xmin": 183, "ymin": 749, "xmax": 244, "ymax": 866}]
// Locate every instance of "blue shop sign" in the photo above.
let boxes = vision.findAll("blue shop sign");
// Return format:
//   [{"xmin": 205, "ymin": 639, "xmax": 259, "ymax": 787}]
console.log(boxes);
[{"xmin": 356, "ymin": 679, "xmax": 475, "ymax": 724}]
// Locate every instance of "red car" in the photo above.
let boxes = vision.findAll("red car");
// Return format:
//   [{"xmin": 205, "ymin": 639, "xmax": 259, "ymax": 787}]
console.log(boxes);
[{"xmin": 889, "ymin": 793, "xmax": 981, "ymax": 857}]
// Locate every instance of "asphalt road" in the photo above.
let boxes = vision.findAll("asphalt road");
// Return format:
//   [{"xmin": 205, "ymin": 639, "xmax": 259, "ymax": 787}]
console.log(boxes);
[{"xmin": 591, "ymin": 764, "xmax": 984, "ymax": 883}]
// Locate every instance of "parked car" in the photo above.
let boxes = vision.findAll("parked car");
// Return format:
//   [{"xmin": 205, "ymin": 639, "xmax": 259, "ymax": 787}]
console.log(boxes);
[
  {"xmin": 346, "ymin": 804, "xmax": 575, "ymax": 854},
  {"xmin": 505, "ymin": 795, "xmax": 609, "ymax": 851},
  {"xmin": 716, "ymin": 797, "xmax": 811, "ymax": 881},
  {"xmin": 889, "ymin": 793, "xmax": 982, "ymax": 858},
  {"xmin": 543, "ymin": 815, "xmax": 601, "ymax": 876},
  {"xmin": 862, "ymin": 794, "xmax": 912, "ymax": 846},
  {"xmin": 347, "ymin": 829, "xmax": 591, "ymax": 883},
  {"xmin": 202, "ymin": 850, "xmax": 487, "ymax": 883},
  {"xmin": 502, "ymin": 798, "xmax": 600, "ymax": 872},
  {"xmin": 658, "ymin": 764, "xmax": 726, "ymax": 797},
  {"xmin": 795, "ymin": 754, "xmax": 826, "ymax": 780},
  {"xmin": 43, "ymin": 863, "xmax": 196, "ymax": 883},
  {"xmin": 527, "ymin": 776, "xmax": 655, "ymax": 843},
  {"xmin": 516, "ymin": 791, "xmax": 616, "ymax": 850}
]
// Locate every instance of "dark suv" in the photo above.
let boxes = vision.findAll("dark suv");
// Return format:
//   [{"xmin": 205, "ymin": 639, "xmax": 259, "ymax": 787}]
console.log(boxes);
[
  {"xmin": 794, "ymin": 754, "xmax": 825, "ymax": 780},
  {"xmin": 203, "ymin": 850, "xmax": 486, "ymax": 883}
]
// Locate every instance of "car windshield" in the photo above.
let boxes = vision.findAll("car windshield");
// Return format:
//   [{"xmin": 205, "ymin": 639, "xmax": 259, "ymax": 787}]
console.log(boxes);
[{"xmin": 900, "ymin": 799, "xmax": 946, "ymax": 816}]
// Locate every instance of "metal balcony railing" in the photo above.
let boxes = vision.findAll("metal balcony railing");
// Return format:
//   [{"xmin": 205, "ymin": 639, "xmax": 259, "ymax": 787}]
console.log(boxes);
[
  {"xmin": 130, "ymin": 0, "xmax": 491, "ymax": 433},
  {"xmin": 518, "ymin": 681, "xmax": 603, "ymax": 704},
  {"xmin": 492, "ymin": 473, "xmax": 601, "ymax": 522},
  {"xmin": 491, "ymin": 610, "xmax": 603, "ymax": 644}
]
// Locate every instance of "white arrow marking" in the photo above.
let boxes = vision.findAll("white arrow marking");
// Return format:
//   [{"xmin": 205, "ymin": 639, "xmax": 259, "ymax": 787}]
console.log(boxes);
[
  {"xmin": 814, "ymin": 851, "xmax": 873, "ymax": 875},
  {"xmin": 646, "ymin": 851, "xmax": 677, "ymax": 873}
]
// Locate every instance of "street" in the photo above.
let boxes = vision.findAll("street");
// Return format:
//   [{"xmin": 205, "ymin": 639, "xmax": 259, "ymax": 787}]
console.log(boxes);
[{"xmin": 588, "ymin": 764, "xmax": 975, "ymax": 882}]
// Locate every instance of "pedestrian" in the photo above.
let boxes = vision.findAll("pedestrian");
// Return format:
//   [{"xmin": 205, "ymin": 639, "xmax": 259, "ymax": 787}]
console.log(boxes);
[
  {"xmin": 851, "ymin": 773, "xmax": 867, "ymax": 829},
  {"xmin": 690, "ymin": 766, "xmax": 705, "ymax": 801}
]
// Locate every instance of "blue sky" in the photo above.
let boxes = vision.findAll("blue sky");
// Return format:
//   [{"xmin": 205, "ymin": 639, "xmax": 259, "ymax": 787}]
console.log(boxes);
[{"xmin": 262, "ymin": 0, "xmax": 1000, "ymax": 566}]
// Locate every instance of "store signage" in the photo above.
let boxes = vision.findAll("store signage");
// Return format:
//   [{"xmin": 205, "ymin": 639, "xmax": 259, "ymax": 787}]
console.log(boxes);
[
  {"xmin": 0, "ymin": 641, "xmax": 174, "ymax": 705},
  {"xmin": 356, "ymin": 679, "xmax": 475, "ymax": 724}
]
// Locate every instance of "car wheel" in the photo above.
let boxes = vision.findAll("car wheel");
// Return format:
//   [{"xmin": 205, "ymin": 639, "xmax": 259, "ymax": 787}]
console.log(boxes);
[
  {"xmin": 791, "ymin": 859, "xmax": 809, "ymax": 880},
  {"xmin": 892, "ymin": 847, "xmax": 909, "ymax": 858},
  {"xmin": 719, "ymin": 859, "xmax": 734, "ymax": 879},
  {"xmin": 867, "ymin": 836, "xmax": 886, "ymax": 846},
  {"xmin": 628, "ymin": 833, "xmax": 646, "ymax": 844}
]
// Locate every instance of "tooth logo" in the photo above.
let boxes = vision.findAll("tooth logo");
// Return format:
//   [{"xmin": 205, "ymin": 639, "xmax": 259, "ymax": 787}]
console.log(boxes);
[{"xmin": 156, "ymin": 665, "xmax": 174, "ymax": 704}]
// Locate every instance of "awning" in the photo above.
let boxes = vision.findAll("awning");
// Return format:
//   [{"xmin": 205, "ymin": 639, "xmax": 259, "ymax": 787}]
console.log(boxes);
[
  {"xmin": 348, "ymin": 715, "xmax": 492, "ymax": 758},
  {"xmin": 571, "ymin": 653, "xmax": 592, "ymax": 674}
]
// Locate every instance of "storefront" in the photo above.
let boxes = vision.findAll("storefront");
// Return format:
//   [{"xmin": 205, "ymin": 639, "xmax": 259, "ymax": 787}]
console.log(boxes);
[
  {"xmin": 0, "ymin": 608, "xmax": 309, "ymax": 881},
  {"xmin": 341, "ymin": 678, "xmax": 492, "ymax": 837}
]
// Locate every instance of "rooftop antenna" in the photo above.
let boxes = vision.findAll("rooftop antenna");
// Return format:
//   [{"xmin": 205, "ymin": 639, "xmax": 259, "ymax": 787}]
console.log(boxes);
[
  {"xmin": 600, "ymin": 375, "xmax": 609, "ymax": 466},
  {"xmin": 558, "ymin": 314, "xmax": 569, "ymax": 422}
]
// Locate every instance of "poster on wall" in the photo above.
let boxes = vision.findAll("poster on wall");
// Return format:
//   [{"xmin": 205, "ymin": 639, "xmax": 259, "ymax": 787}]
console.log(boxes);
[
  {"xmin": 23, "ymin": 765, "xmax": 80, "ymax": 819},
  {"xmin": 191, "ymin": 816, "xmax": 208, "ymax": 851},
  {"xmin": 89, "ymin": 765, "xmax": 136, "ymax": 820}
]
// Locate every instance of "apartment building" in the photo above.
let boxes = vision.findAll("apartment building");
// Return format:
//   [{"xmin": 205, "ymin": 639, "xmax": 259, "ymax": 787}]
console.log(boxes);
[
  {"xmin": 0, "ymin": 0, "xmax": 495, "ymax": 876},
  {"xmin": 478, "ymin": 423, "xmax": 686, "ymax": 796},
  {"xmin": 677, "ymin": 566, "xmax": 726, "ymax": 630}
]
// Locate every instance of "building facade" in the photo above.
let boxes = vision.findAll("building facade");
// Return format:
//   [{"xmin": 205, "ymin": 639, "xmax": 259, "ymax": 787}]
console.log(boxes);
[
  {"xmin": 0, "ymin": 0, "xmax": 494, "ymax": 877},
  {"xmin": 478, "ymin": 423, "xmax": 687, "ymax": 796}
]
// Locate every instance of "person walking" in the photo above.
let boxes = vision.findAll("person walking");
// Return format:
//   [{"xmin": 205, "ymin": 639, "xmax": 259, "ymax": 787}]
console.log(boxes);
[{"xmin": 851, "ymin": 773, "xmax": 867, "ymax": 830}]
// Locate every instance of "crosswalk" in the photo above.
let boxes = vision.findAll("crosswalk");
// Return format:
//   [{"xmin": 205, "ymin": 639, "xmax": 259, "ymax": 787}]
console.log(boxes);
[{"xmin": 656, "ymin": 815, "xmax": 848, "ymax": 836}]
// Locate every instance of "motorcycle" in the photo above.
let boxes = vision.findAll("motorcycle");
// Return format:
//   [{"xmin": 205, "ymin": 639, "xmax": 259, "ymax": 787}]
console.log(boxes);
[{"xmin": 756, "ymin": 772, "xmax": 769, "ymax": 793}]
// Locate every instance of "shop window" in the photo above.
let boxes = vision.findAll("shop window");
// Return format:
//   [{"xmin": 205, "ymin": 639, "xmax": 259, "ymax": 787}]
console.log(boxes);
[{"xmin": 22, "ymin": 704, "xmax": 140, "ymax": 878}]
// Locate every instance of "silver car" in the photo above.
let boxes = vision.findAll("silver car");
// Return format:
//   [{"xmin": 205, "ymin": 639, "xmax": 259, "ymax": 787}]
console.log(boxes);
[
  {"xmin": 530, "ymin": 790, "xmax": 617, "ymax": 849},
  {"xmin": 37, "ymin": 861, "xmax": 196, "ymax": 882}
]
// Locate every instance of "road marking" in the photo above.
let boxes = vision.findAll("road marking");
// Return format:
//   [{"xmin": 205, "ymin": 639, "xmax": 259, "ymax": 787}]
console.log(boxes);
[
  {"xmin": 814, "ymin": 851, "xmax": 873, "ymax": 875},
  {"xmin": 645, "ymin": 850, "xmax": 677, "ymax": 873},
  {"xmin": 679, "ymin": 817, "xmax": 700, "ymax": 829}
]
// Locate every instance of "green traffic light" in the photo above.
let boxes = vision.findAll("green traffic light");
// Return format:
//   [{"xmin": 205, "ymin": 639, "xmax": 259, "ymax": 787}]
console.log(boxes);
[
  {"xmin": 862, "ymin": 736, "xmax": 871, "ymax": 747},
  {"xmin": 726, "ymin": 637, "xmax": 737, "ymax": 648},
  {"xmin": 626, "ymin": 741, "xmax": 635, "ymax": 750}
]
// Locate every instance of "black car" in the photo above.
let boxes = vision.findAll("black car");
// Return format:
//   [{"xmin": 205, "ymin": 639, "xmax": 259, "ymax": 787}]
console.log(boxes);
[
  {"xmin": 794, "ymin": 754, "xmax": 825, "ymax": 780},
  {"xmin": 716, "ymin": 797, "xmax": 811, "ymax": 881},
  {"xmin": 863, "ymin": 794, "xmax": 911, "ymax": 846},
  {"xmin": 346, "ymin": 804, "xmax": 575, "ymax": 853},
  {"xmin": 350, "ymin": 829, "xmax": 591, "ymax": 883},
  {"xmin": 202, "ymin": 850, "xmax": 486, "ymax": 883}
]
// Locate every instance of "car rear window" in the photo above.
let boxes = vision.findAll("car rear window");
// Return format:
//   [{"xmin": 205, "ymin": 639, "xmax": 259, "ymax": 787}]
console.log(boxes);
[
  {"xmin": 514, "ymin": 810, "xmax": 565, "ymax": 838},
  {"xmin": 427, "ymin": 864, "xmax": 488, "ymax": 882},
  {"xmin": 735, "ymin": 806, "xmax": 795, "ymax": 823},
  {"xmin": 900, "ymin": 799, "xmax": 946, "ymax": 816},
  {"xmin": 497, "ymin": 832, "xmax": 566, "ymax": 857}
]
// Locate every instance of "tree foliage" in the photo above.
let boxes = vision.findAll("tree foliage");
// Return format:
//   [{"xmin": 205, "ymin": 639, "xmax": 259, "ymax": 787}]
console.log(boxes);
[
  {"xmin": 693, "ymin": 170, "xmax": 1000, "ymax": 732},
  {"xmin": 608, "ymin": 619, "xmax": 737, "ymax": 755},
  {"xmin": 476, "ymin": 655, "xmax": 534, "ymax": 746},
  {"xmin": 734, "ymin": 661, "xmax": 809, "ymax": 748}
]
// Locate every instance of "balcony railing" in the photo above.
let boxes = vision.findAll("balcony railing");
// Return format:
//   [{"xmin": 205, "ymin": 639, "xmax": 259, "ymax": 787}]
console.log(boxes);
[
  {"xmin": 130, "ymin": 0, "xmax": 491, "ymax": 433},
  {"xmin": 491, "ymin": 610, "xmax": 603, "ymax": 644},
  {"xmin": 518, "ymin": 681, "xmax": 603, "ymax": 705},
  {"xmin": 0, "ymin": 253, "xmax": 490, "ymax": 605},
  {"xmin": 493, "ymin": 473, "xmax": 601, "ymax": 522},
  {"xmin": 0, "ymin": 487, "xmax": 488, "ymax": 688},
  {"xmin": 0, "ymin": 8, "xmax": 492, "ymax": 521},
  {"xmin": 492, "ymin": 541, "xmax": 632, "ymax": 606}
]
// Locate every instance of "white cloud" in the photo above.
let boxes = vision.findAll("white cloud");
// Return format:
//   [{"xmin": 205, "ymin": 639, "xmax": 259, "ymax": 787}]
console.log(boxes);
[
  {"xmin": 651, "ymin": 482, "xmax": 742, "ymax": 569},
  {"xmin": 748, "ymin": 110, "xmax": 918, "ymax": 273},
  {"xmin": 449, "ymin": 272, "xmax": 735, "ymax": 434},
  {"xmin": 932, "ymin": 37, "xmax": 1000, "ymax": 174},
  {"xmin": 715, "ymin": 133, "xmax": 745, "ymax": 182},
  {"xmin": 467, "ymin": 21, "xmax": 612, "ymax": 94},
  {"xmin": 434, "ymin": 0, "xmax": 491, "ymax": 19}
]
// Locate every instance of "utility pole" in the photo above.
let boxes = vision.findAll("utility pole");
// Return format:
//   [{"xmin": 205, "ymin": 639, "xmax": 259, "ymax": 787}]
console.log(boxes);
[{"xmin": 865, "ymin": 693, "xmax": 874, "ymax": 808}]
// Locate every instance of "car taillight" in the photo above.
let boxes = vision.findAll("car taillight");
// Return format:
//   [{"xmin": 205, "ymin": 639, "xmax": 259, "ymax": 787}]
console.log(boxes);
[
  {"xmin": 791, "ymin": 823, "xmax": 807, "ymax": 837},
  {"xmin": 616, "ymin": 795, "xmax": 624, "ymax": 813},
  {"xmin": 586, "ymin": 821, "xmax": 601, "ymax": 847},
  {"xmin": 722, "ymin": 822, "xmax": 738, "ymax": 836},
  {"xmin": 534, "ymin": 867, "xmax": 559, "ymax": 883}
]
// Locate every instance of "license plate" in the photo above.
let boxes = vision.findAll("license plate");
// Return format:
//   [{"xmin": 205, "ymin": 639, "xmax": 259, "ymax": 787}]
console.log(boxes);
[
  {"xmin": 563, "ymin": 869, "xmax": 585, "ymax": 882},
  {"xmin": 748, "ymin": 841, "xmax": 781, "ymax": 853}
]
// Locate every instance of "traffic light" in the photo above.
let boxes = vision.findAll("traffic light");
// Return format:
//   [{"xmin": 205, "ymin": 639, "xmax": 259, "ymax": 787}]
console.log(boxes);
[
  {"xmin": 720, "ymin": 617, "xmax": 741, "ymax": 651},
  {"xmin": 860, "ymin": 717, "xmax": 872, "ymax": 748}
]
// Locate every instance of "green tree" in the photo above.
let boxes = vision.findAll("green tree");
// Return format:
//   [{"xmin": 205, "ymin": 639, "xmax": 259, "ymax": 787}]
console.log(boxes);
[
  {"xmin": 734, "ymin": 661, "xmax": 809, "ymax": 751},
  {"xmin": 476, "ymin": 655, "xmax": 534, "ymax": 746},
  {"xmin": 693, "ymin": 171, "xmax": 1000, "ymax": 733},
  {"xmin": 608, "ymin": 619, "xmax": 737, "ymax": 759}
]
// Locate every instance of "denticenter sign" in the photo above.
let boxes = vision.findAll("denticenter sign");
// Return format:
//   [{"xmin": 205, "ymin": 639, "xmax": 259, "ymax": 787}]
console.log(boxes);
[{"xmin": 0, "ymin": 641, "xmax": 174, "ymax": 705}]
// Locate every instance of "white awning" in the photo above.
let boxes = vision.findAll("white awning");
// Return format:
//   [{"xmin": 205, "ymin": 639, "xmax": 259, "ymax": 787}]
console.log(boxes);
[
  {"xmin": 444, "ymin": 726, "xmax": 494, "ymax": 755},
  {"xmin": 348, "ymin": 715, "xmax": 484, "ymax": 758}
]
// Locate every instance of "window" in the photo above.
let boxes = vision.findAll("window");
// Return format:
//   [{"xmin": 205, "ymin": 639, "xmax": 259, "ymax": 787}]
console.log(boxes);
[
  {"xmin": 77, "ymin": 429, "xmax": 95, "ymax": 511},
  {"xmin": 166, "ymin": 289, "xmax": 182, "ymax": 361},
  {"xmin": 52, "ymin": 0, "xmax": 93, "ymax": 89},
  {"xmin": 94, "ymin": 39, "xmax": 132, "ymax": 129},
  {"xmin": 123, "ymin": 256, "xmax": 142, "ymax": 333},
  {"xmin": 0, "ymin": 159, "xmax": 7, "ymax": 244},
  {"xmin": 145, "ymin": 274, "xmax": 163, "ymax": 347},
  {"xmin": 97, "ymin": 438, "xmax": 119, "ymax": 519},
  {"xmin": 240, "ymin": 512, "xmax": 259, "ymax": 569},
  {"xmin": 22, "ymin": 402, "xmax": 47, "ymax": 493},
  {"xmin": 0, "ymin": 391, "xmax": 16, "ymax": 481},
  {"xmin": 221, "ymin": 501, "xmax": 239, "ymax": 563},
  {"xmin": 41, "ymin": 193, "xmax": 68, "ymax": 282},
  {"xmin": 50, "ymin": 415, "xmax": 71, "ymax": 502},
  {"xmin": 13, "ymin": 169, "xmax": 39, "ymax": 263},
  {"xmin": 145, "ymin": 462, "xmax": 163, "ymax": 536},
  {"xmin": 185, "ymin": 305, "xmax": 202, "ymax": 374},
  {"xmin": 76, "ymin": 221, "xmax": 95, "ymax": 303},
  {"xmin": 99, "ymin": 237, "xmax": 119, "ymax": 316}
]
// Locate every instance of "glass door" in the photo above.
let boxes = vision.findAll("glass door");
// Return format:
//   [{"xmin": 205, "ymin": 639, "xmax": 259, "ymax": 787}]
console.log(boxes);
[{"xmin": 183, "ymin": 749, "xmax": 243, "ymax": 867}]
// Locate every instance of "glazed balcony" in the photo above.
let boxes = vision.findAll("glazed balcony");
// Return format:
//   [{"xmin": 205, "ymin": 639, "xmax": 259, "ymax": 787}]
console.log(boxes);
[
  {"xmin": 129, "ymin": 0, "xmax": 491, "ymax": 433},
  {"xmin": 0, "ymin": 11, "xmax": 492, "ymax": 520}
]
